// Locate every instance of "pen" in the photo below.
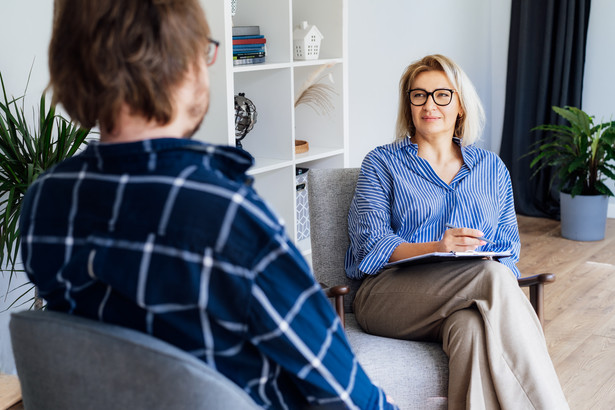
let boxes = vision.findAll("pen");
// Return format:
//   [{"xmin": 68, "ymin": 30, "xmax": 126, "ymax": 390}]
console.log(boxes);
[{"xmin": 445, "ymin": 223, "xmax": 496, "ymax": 245}]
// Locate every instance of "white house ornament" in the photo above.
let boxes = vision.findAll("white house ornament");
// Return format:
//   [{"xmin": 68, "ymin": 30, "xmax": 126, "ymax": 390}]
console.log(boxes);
[{"xmin": 293, "ymin": 21, "xmax": 324, "ymax": 60}]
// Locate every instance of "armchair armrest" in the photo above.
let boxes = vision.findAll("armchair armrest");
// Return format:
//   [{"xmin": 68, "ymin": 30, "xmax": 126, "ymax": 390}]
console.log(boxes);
[
  {"xmin": 320, "ymin": 283, "xmax": 349, "ymax": 329},
  {"xmin": 516, "ymin": 273, "xmax": 556, "ymax": 327}
]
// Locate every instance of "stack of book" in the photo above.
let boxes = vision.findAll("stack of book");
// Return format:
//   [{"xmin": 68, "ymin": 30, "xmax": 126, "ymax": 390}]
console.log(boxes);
[{"xmin": 232, "ymin": 26, "xmax": 266, "ymax": 66}]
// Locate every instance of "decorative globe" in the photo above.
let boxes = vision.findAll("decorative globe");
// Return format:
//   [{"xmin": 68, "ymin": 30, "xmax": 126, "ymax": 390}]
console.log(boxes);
[{"xmin": 234, "ymin": 93, "xmax": 257, "ymax": 149}]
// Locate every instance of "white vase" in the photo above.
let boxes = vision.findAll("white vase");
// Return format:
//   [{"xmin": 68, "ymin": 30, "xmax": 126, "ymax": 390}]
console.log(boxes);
[{"xmin": 559, "ymin": 192, "xmax": 608, "ymax": 241}]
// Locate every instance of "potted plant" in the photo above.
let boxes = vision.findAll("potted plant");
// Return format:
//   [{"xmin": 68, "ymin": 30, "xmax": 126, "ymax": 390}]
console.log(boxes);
[
  {"xmin": 0, "ymin": 71, "xmax": 91, "ymax": 309},
  {"xmin": 529, "ymin": 105, "xmax": 615, "ymax": 241}
]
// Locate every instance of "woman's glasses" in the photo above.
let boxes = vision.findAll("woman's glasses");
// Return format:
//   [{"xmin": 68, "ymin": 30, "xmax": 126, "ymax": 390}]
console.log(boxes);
[{"xmin": 407, "ymin": 88, "xmax": 455, "ymax": 106}]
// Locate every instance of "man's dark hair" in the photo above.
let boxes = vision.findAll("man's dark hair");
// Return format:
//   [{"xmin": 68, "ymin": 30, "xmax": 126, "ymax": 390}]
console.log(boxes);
[{"xmin": 49, "ymin": 0, "xmax": 211, "ymax": 132}]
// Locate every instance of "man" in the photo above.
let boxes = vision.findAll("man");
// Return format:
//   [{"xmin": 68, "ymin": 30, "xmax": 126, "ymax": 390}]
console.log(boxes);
[{"xmin": 19, "ymin": 1, "xmax": 396, "ymax": 409}]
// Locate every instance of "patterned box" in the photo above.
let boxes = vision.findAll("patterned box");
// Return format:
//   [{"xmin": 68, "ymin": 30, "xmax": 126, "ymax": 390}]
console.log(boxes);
[{"xmin": 296, "ymin": 168, "xmax": 310, "ymax": 241}]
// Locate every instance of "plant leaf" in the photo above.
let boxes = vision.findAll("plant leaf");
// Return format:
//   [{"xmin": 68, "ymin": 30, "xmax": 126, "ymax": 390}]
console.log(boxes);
[{"xmin": 0, "ymin": 70, "xmax": 92, "ymax": 307}]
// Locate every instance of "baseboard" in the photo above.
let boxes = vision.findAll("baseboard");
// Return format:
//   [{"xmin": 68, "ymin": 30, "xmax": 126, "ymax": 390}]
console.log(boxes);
[{"xmin": 609, "ymin": 200, "xmax": 615, "ymax": 219}]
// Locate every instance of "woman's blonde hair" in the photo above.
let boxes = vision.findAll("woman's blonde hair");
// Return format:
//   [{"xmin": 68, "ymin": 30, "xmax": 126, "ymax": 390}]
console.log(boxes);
[{"xmin": 395, "ymin": 54, "xmax": 485, "ymax": 146}]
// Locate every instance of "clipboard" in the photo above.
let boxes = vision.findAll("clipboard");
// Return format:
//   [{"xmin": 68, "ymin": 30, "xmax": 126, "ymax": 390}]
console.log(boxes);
[{"xmin": 384, "ymin": 250, "xmax": 512, "ymax": 268}]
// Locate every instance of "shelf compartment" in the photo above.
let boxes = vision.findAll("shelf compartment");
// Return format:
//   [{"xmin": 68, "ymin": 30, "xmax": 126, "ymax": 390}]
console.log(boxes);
[
  {"xmin": 231, "ymin": 0, "xmax": 292, "ymax": 65},
  {"xmin": 234, "ymin": 68, "xmax": 294, "ymax": 162},
  {"xmin": 293, "ymin": 63, "xmax": 345, "ymax": 151},
  {"xmin": 251, "ymin": 167, "xmax": 296, "ymax": 237},
  {"xmin": 292, "ymin": 0, "xmax": 344, "ymax": 61}
]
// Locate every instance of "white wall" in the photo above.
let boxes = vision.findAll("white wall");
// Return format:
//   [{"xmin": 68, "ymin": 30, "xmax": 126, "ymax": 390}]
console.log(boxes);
[
  {"xmin": 581, "ymin": 0, "xmax": 615, "ymax": 217},
  {"xmin": 347, "ymin": 0, "xmax": 511, "ymax": 166},
  {"xmin": 0, "ymin": 1, "xmax": 54, "ymax": 374}
]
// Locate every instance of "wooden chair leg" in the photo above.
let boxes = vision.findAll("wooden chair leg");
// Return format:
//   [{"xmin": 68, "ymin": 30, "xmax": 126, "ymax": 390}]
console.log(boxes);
[
  {"xmin": 517, "ymin": 273, "xmax": 555, "ymax": 329},
  {"xmin": 529, "ymin": 283, "xmax": 544, "ymax": 327},
  {"xmin": 334, "ymin": 295, "xmax": 345, "ymax": 329},
  {"xmin": 321, "ymin": 284, "xmax": 349, "ymax": 329}
]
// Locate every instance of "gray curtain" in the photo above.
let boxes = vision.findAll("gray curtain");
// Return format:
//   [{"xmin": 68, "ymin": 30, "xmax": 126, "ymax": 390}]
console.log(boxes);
[{"xmin": 500, "ymin": 0, "xmax": 592, "ymax": 218}]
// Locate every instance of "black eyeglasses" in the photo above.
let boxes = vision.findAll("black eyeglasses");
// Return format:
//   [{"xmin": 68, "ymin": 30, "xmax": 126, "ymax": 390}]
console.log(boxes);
[
  {"xmin": 206, "ymin": 38, "xmax": 220, "ymax": 66},
  {"xmin": 408, "ymin": 88, "xmax": 455, "ymax": 106}
]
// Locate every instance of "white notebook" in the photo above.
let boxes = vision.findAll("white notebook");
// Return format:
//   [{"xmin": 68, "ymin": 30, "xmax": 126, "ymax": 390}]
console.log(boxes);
[{"xmin": 384, "ymin": 250, "xmax": 512, "ymax": 268}]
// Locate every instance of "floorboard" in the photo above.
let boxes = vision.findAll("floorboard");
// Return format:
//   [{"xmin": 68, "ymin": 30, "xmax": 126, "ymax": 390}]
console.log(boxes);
[{"xmin": 517, "ymin": 215, "xmax": 615, "ymax": 409}]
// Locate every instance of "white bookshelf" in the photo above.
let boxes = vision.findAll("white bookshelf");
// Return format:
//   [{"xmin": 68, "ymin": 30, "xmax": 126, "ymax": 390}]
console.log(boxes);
[{"xmin": 198, "ymin": 0, "xmax": 348, "ymax": 258}]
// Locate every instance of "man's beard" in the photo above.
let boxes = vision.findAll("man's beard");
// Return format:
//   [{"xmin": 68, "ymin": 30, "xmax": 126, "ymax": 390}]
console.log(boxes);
[
  {"xmin": 182, "ymin": 112, "xmax": 206, "ymax": 139},
  {"xmin": 182, "ymin": 98, "xmax": 208, "ymax": 139}
]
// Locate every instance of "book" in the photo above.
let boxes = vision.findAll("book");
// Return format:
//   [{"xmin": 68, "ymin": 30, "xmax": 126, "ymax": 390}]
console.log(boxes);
[
  {"xmin": 233, "ymin": 56, "xmax": 266, "ymax": 66},
  {"xmin": 383, "ymin": 250, "xmax": 512, "ymax": 268},
  {"xmin": 232, "ymin": 35, "xmax": 265, "ymax": 40},
  {"xmin": 232, "ymin": 25, "xmax": 260, "ymax": 36},
  {"xmin": 233, "ymin": 38, "xmax": 267, "ymax": 45},
  {"xmin": 233, "ymin": 52, "xmax": 266, "ymax": 60},
  {"xmin": 233, "ymin": 44, "xmax": 266, "ymax": 51}
]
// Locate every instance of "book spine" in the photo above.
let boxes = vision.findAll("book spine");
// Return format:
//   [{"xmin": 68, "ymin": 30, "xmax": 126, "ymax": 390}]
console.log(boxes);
[
  {"xmin": 233, "ymin": 47, "xmax": 266, "ymax": 55},
  {"xmin": 233, "ymin": 50, "xmax": 266, "ymax": 57},
  {"xmin": 232, "ymin": 26, "xmax": 260, "ymax": 36},
  {"xmin": 233, "ymin": 52, "xmax": 266, "ymax": 60},
  {"xmin": 232, "ymin": 35, "xmax": 265, "ymax": 40},
  {"xmin": 233, "ymin": 56, "xmax": 266, "ymax": 66},
  {"xmin": 233, "ymin": 43, "xmax": 266, "ymax": 50},
  {"xmin": 232, "ymin": 38, "xmax": 267, "ymax": 45}
]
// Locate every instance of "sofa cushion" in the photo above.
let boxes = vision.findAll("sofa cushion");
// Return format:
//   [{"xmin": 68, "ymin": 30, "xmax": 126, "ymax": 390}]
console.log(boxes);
[{"xmin": 344, "ymin": 314, "xmax": 448, "ymax": 410}]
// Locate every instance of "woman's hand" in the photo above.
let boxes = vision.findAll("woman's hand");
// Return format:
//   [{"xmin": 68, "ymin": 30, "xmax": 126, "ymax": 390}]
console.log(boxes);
[
  {"xmin": 438, "ymin": 227, "xmax": 486, "ymax": 252},
  {"xmin": 389, "ymin": 227, "xmax": 487, "ymax": 263}
]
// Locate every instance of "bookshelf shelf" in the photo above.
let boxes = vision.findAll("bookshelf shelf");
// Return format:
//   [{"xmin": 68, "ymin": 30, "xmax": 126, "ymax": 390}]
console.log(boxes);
[{"xmin": 197, "ymin": 0, "xmax": 348, "ymax": 251}]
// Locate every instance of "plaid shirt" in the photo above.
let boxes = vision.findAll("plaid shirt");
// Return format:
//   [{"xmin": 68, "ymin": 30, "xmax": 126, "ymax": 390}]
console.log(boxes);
[{"xmin": 20, "ymin": 138, "xmax": 396, "ymax": 410}]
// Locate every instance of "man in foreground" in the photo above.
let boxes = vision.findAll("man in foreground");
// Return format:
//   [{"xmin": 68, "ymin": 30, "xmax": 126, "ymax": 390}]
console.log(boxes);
[{"xmin": 19, "ymin": 1, "xmax": 396, "ymax": 408}]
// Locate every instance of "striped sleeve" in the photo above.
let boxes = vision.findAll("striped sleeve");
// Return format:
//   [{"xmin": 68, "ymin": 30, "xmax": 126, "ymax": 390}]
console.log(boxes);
[
  {"xmin": 346, "ymin": 152, "xmax": 406, "ymax": 278},
  {"xmin": 491, "ymin": 160, "xmax": 521, "ymax": 277}
]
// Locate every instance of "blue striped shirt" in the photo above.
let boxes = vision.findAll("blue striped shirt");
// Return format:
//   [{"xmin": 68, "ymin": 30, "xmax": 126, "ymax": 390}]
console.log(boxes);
[
  {"xmin": 345, "ymin": 137, "xmax": 520, "ymax": 279},
  {"xmin": 20, "ymin": 138, "xmax": 396, "ymax": 410}
]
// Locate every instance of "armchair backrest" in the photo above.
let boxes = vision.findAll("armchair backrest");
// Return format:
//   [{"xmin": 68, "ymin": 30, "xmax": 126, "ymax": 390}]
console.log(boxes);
[
  {"xmin": 308, "ymin": 168, "xmax": 363, "ymax": 313},
  {"xmin": 9, "ymin": 310, "xmax": 260, "ymax": 410}
]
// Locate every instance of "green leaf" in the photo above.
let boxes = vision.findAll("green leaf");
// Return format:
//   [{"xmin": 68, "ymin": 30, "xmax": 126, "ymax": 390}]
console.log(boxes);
[
  {"xmin": 528, "ymin": 105, "xmax": 615, "ymax": 197},
  {"xmin": 0, "ymin": 69, "xmax": 92, "ymax": 307}
]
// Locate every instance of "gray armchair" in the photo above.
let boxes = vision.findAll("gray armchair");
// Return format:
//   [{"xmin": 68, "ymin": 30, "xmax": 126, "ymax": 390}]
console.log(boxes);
[
  {"xmin": 9, "ymin": 310, "xmax": 260, "ymax": 410},
  {"xmin": 308, "ymin": 168, "xmax": 555, "ymax": 410}
]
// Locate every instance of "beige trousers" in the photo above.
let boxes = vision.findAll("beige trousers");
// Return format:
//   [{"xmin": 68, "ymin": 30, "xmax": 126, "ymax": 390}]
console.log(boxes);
[{"xmin": 353, "ymin": 260, "xmax": 569, "ymax": 410}]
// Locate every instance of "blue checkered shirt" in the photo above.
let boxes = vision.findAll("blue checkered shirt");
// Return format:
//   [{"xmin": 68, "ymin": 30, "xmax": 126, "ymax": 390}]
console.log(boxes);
[
  {"xmin": 20, "ymin": 138, "xmax": 396, "ymax": 410},
  {"xmin": 346, "ymin": 137, "xmax": 521, "ymax": 280}
]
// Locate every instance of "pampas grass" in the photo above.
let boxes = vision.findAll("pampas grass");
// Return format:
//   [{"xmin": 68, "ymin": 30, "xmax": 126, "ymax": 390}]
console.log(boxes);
[{"xmin": 294, "ymin": 63, "xmax": 338, "ymax": 116}]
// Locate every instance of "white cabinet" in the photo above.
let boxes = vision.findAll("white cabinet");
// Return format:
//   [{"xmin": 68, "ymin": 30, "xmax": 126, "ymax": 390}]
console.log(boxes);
[{"xmin": 197, "ymin": 0, "xmax": 348, "ymax": 257}]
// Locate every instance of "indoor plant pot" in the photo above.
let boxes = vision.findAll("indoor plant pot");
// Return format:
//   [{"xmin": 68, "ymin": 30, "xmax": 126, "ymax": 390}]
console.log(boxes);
[
  {"xmin": 529, "ymin": 105, "xmax": 615, "ymax": 241},
  {"xmin": 559, "ymin": 192, "xmax": 608, "ymax": 241}
]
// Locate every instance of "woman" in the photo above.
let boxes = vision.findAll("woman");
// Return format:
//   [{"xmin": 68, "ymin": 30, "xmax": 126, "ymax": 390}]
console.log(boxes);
[{"xmin": 346, "ymin": 54, "xmax": 568, "ymax": 409}]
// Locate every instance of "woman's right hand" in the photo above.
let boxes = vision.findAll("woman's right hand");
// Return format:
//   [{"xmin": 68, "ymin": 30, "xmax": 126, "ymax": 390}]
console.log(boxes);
[
  {"xmin": 389, "ymin": 227, "xmax": 487, "ymax": 263},
  {"xmin": 438, "ymin": 227, "xmax": 486, "ymax": 252}
]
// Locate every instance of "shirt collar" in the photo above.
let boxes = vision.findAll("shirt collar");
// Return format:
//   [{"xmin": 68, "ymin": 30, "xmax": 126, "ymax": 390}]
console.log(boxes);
[{"xmin": 83, "ymin": 138, "xmax": 254, "ymax": 175}]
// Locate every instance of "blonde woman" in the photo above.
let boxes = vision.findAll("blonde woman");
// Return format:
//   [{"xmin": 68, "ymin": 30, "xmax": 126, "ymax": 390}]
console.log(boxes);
[{"xmin": 346, "ymin": 54, "xmax": 568, "ymax": 409}]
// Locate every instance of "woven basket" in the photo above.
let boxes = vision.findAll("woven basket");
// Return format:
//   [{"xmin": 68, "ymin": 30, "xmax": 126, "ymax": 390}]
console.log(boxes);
[{"xmin": 295, "ymin": 140, "xmax": 309, "ymax": 154}]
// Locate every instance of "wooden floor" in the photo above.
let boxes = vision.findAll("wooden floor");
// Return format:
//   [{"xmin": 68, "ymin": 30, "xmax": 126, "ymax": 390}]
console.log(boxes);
[{"xmin": 517, "ymin": 215, "xmax": 615, "ymax": 410}]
